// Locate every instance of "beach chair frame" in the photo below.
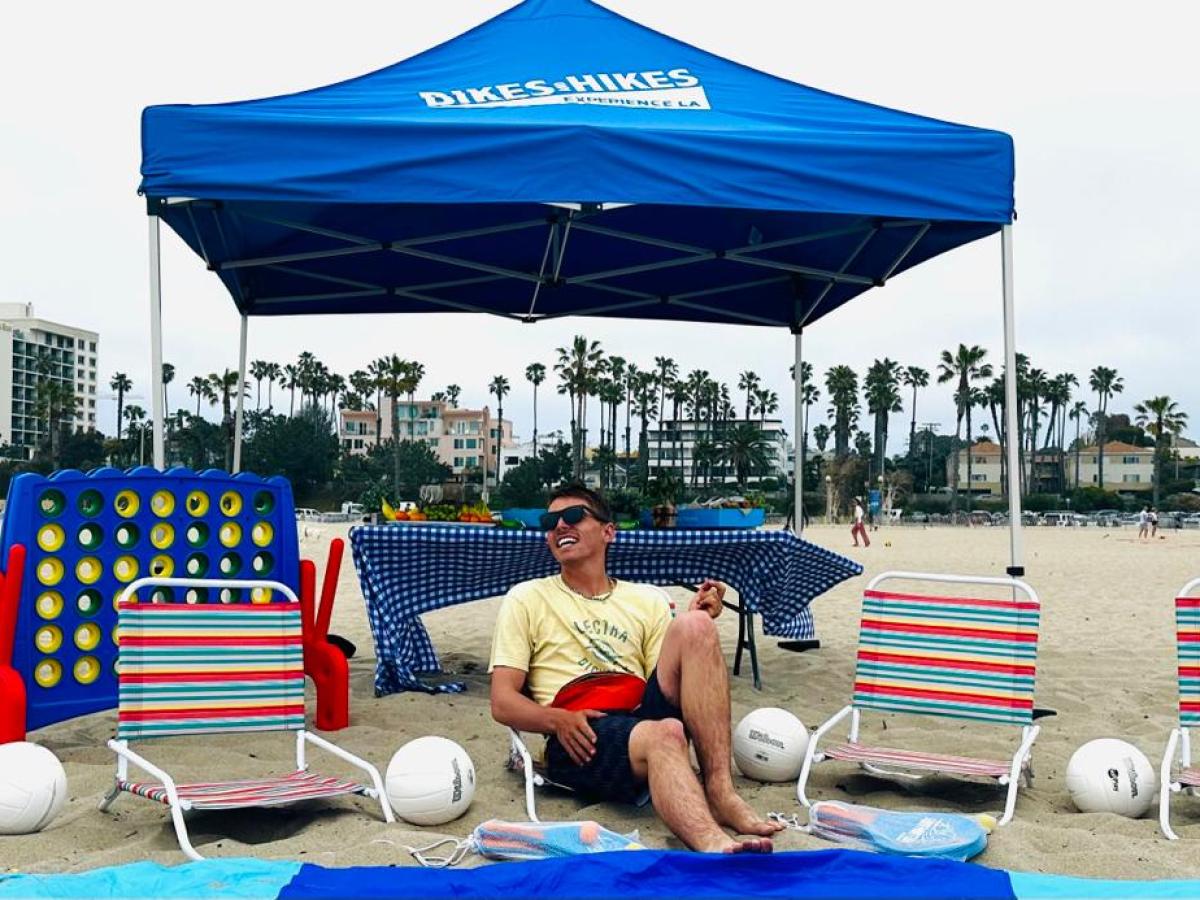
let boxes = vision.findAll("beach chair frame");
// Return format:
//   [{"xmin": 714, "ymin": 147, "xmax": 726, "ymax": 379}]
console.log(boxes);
[
  {"xmin": 1160, "ymin": 576, "xmax": 1200, "ymax": 840},
  {"xmin": 99, "ymin": 577, "xmax": 393, "ymax": 861},
  {"xmin": 797, "ymin": 570, "xmax": 1041, "ymax": 827}
]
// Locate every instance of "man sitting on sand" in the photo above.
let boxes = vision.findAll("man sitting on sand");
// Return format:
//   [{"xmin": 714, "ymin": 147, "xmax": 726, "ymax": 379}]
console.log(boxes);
[{"xmin": 489, "ymin": 484, "xmax": 781, "ymax": 854}]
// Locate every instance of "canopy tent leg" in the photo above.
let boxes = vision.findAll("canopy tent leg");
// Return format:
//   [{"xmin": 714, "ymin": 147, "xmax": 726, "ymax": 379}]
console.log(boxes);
[
  {"xmin": 1001, "ymin": 224, "xmax": 1024, "ymax": 576},
  {"xmin": 233, "ymin": 314, "xmax": 248, "ymax": 473},
  {"xmin": 792, "ymin": 328, "xmax": 804, "ymax": 536},
  {"xmin": 148, "ymin": 214, "xmax": 166, "ymax": 470}
]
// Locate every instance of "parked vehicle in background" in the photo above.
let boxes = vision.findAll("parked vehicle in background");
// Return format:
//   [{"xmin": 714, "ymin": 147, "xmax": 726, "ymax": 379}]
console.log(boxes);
[
  {"xmin": 1093, "ymin": 509, "xmax": 1123, "ymax": 527},
  {"xmin": 1182, "ymin": 514, "xmax": 1200, "ymax": 529},
  {"xmin": 908, "ymin": 511, "xmax": 929, "ymax": 523},
  {"xmin": 295, "ymin": 507, "xmax": 320, "ymax": 520},
  {"xmin": 1042, "ymin": 511, "xmax": 1074, "ymax": 527}
]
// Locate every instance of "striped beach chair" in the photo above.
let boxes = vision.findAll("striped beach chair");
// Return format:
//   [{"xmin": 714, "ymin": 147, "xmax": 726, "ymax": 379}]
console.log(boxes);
[
  {"xmin": 99, "ymin": 577, "xmax": 393, "ymax": 860},
  {"xmin": 797, "ymin": 571, "xmax": 1041, "ymax": 826},
  {"xmin": 1160, "ymin": 577, "xmax": 1200, "ymax": 840}
]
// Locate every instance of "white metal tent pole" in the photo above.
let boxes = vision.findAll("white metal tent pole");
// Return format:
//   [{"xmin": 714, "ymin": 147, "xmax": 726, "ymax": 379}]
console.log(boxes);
[
  {"xmin": 793, "ymin": 328, "xmax": 804, "ymax": 536},
  {"xmin": 1001, "ymin": 224, "xmax": 1024, "ymax": 576},
  {"xmin": 232, "ymin": 314, "xmax": 248, "ymax": 473},
  {"xmin": 148, "ymin": 214, "xmax": 166, "ymax": 470}
]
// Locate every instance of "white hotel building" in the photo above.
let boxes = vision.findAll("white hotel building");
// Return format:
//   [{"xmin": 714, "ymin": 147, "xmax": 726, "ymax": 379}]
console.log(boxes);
[
  {"xmin": 0, "ymin": 303, "xmax": 99, "ymax": 457},
  {"xmin": 646, "ymin": 418, "xmax": 789, "ymax": 484}
]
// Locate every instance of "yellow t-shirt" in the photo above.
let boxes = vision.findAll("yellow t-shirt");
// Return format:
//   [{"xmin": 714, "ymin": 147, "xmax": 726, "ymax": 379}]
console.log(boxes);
[{"xmin": 488, "ymin": 575, "xmax": 672, "ymax": 707}]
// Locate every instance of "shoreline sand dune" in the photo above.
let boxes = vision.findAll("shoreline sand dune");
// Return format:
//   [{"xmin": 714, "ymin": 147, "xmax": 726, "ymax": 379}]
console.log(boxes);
[{"xmin": 4, "ymin": 523, "xmax": 1200, "ymax": 880}]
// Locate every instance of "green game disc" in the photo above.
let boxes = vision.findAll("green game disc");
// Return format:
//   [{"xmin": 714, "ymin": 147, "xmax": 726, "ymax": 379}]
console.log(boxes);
[
  {"xmin": 218, "ymin": 553, "xmax": 242, "ymax": 576},
  {"xmin": 184, "ymin": 553, "xmax": 209, "ymax": 577},
  {"xmin": 76, "ymin": 589, "xmax": 102, "ymax": 617},
  {"xmin": 253, "ymin": 491, "xmax": 275, "ymax": 515},
  {"xmin": 77, "ymin": 489, "xmax": 103, "ymax": 517},
  {"xmin": 186, "ymin": 521, "xmax": 209, "ymax": 548},
  {"xmin": 251, "ymin": 551, "xmax": 274, "ymax": 575},
  {"xmin": 114, "ymin": 522, "xmax": 140, "ymax": 549},
  {"xmin": 77, "ymin": 522, "xmax": 104, "ymax": 550},
  {"xmin": 38, "ymin": 489, "xmax": 66, "ymax": 518}
]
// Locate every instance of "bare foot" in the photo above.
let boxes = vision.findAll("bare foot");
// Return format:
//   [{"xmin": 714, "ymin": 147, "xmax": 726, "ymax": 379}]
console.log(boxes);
[
  {"xmin": 694, "ymin": 833, "xmax": 774, "ymax": 854},
  {"xmin": 709, "ymin": 791, "xmax": 785, "ymax": 837}
]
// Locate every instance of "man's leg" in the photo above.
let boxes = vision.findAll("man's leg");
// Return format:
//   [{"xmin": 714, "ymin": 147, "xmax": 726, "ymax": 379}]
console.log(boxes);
[
  {"xmin": 654, "ymin": 611, "xmax": 782, "ymax": 837},
  {"xmin": 628, "ymin": 718, "xmax": 770, "ymax": 854}
]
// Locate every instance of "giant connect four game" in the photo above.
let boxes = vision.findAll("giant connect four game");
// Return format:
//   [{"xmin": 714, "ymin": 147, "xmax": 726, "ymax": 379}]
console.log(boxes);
[{"xmin": 0, "ymin": 466, "xmax": 299, "ymax": 731}]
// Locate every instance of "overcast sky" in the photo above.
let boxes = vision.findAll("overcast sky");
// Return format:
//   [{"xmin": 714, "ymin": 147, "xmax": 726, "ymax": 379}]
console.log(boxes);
[{"xmin": 3, "ymin": 1, "xmax": 1196, "ymax": 451}]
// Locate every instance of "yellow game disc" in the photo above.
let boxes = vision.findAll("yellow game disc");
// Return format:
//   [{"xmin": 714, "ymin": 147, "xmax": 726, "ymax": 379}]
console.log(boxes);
[
  {"xmin": 36, "ymin": 591, "xmax": 64, "ymax": 620},
  {"xmin": 250, "ymin": 586, "xmax": 273, "ymax": 604},
  {"xmin": 37, "ymin": 524, "xmax": 65, "ymax": 553},
  {"xmin": 76, "ymin": 556, "xmax": 103, "ymax": 585},
  {"xmin": 36, "ymin": 557, "xmax": 64, "ymax": 586},
  {"xmin": 113, "ymin": 589, "xmax": 138, "ymax": 609},
  {"xmin": 74, "ymin": 622, "xmax": 101, "ymax": 651},
  {"xmin": 149, "ymin": 555, "xmax": 174, "ymax": 578},
  {"xmin": 34, "ymin": 659, "xmax": 62, "ymax": 688},
  {"xmin": 38, "ymin": 490, "xmax": 66, "ymax": 518},
  {"xmin": 150, "ymin": 490, "xmax": 175, "ymax": 517},
  {"xmin": 114, "ymin": 489, "xmax": 140, "ymax": 518},
  {"xmin": 219, "ymin": 491, "xmax": 243, "ymax": 517},
  {"xmin": 111, "ymin": 626, "xmax": 121, "ymax": 647},
  {"xmin": 34, "ymin": 625, "xmax": 62, "ymax": 654},
  {"xmin": 77, "ymin": 522, "xmax": 104, "ymax": 550},
  {"xmin": 150, "ymin": 522, "xmax": 175, "ymax": 549},
  {"xmin": 219, "ymin": 521, "xmax": 242, "ymax": 547},
  {"xmin": 76, "ymin": 590, "xmax": 102, "ymax": 617},
  {"xmin": 77, "ymin": 489, "xmax": 103, "ymax": 517},
  {"xmin": 251, "ymin": 521, "xmax": 274, "ymax": 547},
  {"xmin": 73, "ymin": 656, "xmax": 100, "ymax": 685},
  {"xmin": 186, "ymin": 490, "xmax": 210, "ymax": 516},
  {"xmin": 218, "ymin": 553, "xmax": 241, "ymax": 576},
  {"xmin": 113, "ymin": 556, "xmax": 139, "ymax": 583},
  {"xmin": 114, "ymin": 522, "xmax": 140, "ymax": 548},
  {"xmin": 184, "ymin": 553, "xmax": 208, "ymax": 577}
]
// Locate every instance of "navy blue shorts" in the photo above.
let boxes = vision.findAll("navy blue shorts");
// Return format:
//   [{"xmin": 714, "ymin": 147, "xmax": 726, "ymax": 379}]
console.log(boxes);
[{"xmin": 544, "ymin": 669, "xmax": 682, "ymax": 804}]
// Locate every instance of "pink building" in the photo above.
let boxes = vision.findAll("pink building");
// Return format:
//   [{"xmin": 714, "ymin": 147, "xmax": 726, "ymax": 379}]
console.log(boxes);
[{"xmin": 339, "ymin": 399, "xmax": 514, "ymax": 483}]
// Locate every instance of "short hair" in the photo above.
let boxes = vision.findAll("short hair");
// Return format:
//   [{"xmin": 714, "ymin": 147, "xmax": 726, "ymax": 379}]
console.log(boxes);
[{"xmin": 548, "ymin": 483, "xmax": 613, "ymax": 522}]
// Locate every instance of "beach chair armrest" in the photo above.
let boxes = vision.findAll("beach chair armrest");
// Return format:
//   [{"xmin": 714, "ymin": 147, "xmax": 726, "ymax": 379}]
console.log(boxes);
[
  {"xmin": 811, "ymin": 705, "xmax": 855, "ymax": 748},
  {"xmin": 299, "ymin": 730, "xmax": 394, "ymax": 822},
  {"xmin": 105, "ymin": 739, "xmax": 188, "ymax": 811},
  {"xmin": 797, "ymin": 705, "xmax": 854, "ymax": 807}
]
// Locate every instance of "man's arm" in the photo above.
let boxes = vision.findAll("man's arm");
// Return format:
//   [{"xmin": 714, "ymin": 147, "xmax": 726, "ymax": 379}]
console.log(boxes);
[{"xmin": 491, "ymin": 666, "xmax": 604, "ymax": 766}]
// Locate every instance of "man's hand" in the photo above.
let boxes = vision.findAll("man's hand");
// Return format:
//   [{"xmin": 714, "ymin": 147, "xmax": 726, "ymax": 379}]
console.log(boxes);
[
  {"xmin": 689, "ymin": 578, "xmax": 726, "ymax": 619},
  {"xmin": 552, "ymin": 708, "xmax": 606, "ymax": 766}
]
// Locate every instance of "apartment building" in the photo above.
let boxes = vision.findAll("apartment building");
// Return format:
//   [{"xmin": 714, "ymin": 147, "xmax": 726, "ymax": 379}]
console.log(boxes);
[
  {"xmin": 950, "ymin": 439, "xmax": 1157, "ymax": 495},
  {"xmin": 339, "ymin": 399, "xmax": 513, "ymax": 482},
  {"xmin": 646, "ymin": 418, "xmax": 788, "ymax": 483},
  {"xmin": 1067, "ymin": 441, "xmax": 1154, "ymax": 492},
  {"xmin": 0, "ymin": 303, "xmax": 99, "ymax": 457}
]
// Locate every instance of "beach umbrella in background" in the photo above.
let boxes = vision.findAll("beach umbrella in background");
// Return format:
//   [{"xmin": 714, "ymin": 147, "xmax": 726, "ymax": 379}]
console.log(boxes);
[{"xmin": 138, "ymin": 0, "xmax": 1026, "ymax": 576}]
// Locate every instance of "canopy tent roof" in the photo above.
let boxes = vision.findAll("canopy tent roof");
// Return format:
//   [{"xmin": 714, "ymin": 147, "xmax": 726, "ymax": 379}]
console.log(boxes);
[{"xmin": 140, "ymin": 0, "xmax": 1014, "ymax": 327}]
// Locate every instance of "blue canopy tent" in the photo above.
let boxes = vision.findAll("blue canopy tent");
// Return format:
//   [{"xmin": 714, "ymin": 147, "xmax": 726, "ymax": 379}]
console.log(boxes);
[{"xmin": 140, "ymin": 0, "xmax": 1026, "ymax": 575}]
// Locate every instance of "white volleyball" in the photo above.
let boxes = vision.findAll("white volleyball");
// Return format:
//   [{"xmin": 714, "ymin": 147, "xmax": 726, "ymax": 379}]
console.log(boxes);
[
  {"xmin": 385, "ymin": 736, "xmax": 475, "ymax": 826},
  {"xmin": 733, "ymin": 708, "xmax": 809, "ymax": 782},
  {"xmin": 1066, "ymin": 739, "xmax": 1156, "ymax": 818},
  {"xmin": 0, "ymin": 742, "xmax": 68, "ymax": 834}
]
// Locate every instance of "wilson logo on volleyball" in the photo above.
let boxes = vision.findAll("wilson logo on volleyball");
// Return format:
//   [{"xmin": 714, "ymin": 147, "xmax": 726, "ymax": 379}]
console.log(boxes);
[{"xmin": 418, "ymin": 68, "xmax": 710, "ymax": 110}]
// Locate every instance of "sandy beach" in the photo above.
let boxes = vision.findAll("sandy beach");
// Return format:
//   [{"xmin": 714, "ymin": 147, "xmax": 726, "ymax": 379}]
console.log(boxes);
[{"xmin": 4, "ymin": 522, "xmax": 1200, "ymax": 881}]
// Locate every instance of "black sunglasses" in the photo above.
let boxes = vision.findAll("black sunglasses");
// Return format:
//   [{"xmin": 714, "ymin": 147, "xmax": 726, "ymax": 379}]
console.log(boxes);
[{"xmin": 539, "ymin": 506, "xmax": 610, "ymax": 531}]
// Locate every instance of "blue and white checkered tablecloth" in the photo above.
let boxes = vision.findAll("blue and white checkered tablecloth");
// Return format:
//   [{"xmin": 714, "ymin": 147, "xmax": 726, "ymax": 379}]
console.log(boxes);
[{"xmin": 350, "ymin": 524, "xmax": 862, "ymax": 695}]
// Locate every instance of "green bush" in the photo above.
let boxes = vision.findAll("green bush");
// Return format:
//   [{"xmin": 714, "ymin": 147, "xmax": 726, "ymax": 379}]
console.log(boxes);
[
  {"xmin": 1165, "ymin": 493, "xmax": 1200, "ymax": 513},
  {"xmin": 1069, "ymin": 486, "xmax": 1126, "ymax": 512},
  {"xmin": 1021, "ymin": 493, "xmax": 1062, "ymax": 513}
]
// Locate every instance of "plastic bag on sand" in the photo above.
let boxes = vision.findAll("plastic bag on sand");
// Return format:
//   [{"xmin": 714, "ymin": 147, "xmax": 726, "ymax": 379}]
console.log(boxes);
[{"xmin": 406, "ymin": 819, "xmax": 644, "ymax": 867}]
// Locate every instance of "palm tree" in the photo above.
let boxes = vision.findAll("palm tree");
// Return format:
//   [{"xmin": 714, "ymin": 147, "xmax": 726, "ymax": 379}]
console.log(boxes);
[
  {"xmin": 368, "ymin": 358, "xmax": 388, "ymax": 441},
  {"xmin": 284, "ymin": 364, "xmax": 299, "ymax": 416},
  {"xmin": 1068, "ymin": 400, "xmax": 1089, "ymax": 490},
  {"xmin": 901, "ymin": 366, "xmax": 930, "ymax": 472},
  {"xmin": 378, "ymin": 355, "xmax": 408, "ymax": 498},
  {"xmin": 349, "ymin": 369, "xmax": 375, "ymax": 413},
  {"xmin": 669, "ymin": 379, "xmax": 689, "ymax": 484},
  {"xmin": 864, "ymin": 358, "xmax": 903, "ymax": 479},
  {"xmin": 445, "ymin": 384, "xmax": 462, "ymax": 409},
  {"xmin": 33, "ymin": 377, "xmax": 77, "ymax": 466},
  {"xmin": 110, "ymin": 372, "xmax": 132, "ymax": 438},
  {"xmin": 123, "ymin": 404, "xmax": 147, "ymax": 462},
  {"xmin": 1134, "ymin": 396, "xmax": 1188, "ymax": 506},
  {"xmin": 655, "ymin": 356, "xmax": 678, "ymax": 429},
  {"xmin": 719, "ymin": 423, "xmax": 773, "ymax": 488},
  {"xmin": 264, "ymin": 362, "xmax": 283, "ymax": 411},
  {"xmin": 632, "ymin": 370, "xmax": 657, "ymax": 485},
  {"xmin": 937, "ymin": 345, "xmax": 992, "ymax": 514},
  {"xmin": 402, "ymin": 361, "xmax": 425, "ymax": 441},
  {"xmin": 1089, "ymin": 366, "xmax": 1124, "ymax": 490},
  {"xmin": 249, "ymin": 360, "xmax": 270, "ymax": 410},
  {"xmin": 813, "ymin": 423, "xmax": 831, "ymax": 453},
  {"xmin": 161, "ymin": 363, "xmax": 175, "ymax": 416},
  {"xmin": 824, "ymin": 366, "xmax": 860, "ymax": 459},
  {"xmin": 556, "ymin": 336, "xmax": 603, "ymax": 477},
  {"xmin": 208, "ymin": 369, "xmax": 244, "ymax": 470},
  {"xmin": 187, "ymin": 375, "xmax": 212, "ymax": 417},
  {"xmin": 623, "ymin": 362, "xmax": 640, "ymax": 465},
  {"xmin": 1022, "ymin": 367, "xmax": 1048, "ymax": 490},
  {"xmin": 489, "ymin": 375, "xmax": 511, "ymax": 484},
  {"xmin": 525, "ymin": 362, "xmax": 546, "ymax": 461},
  {"xmin": 738, "ymin": 370, "xmax": 760, "ymax": 422}
]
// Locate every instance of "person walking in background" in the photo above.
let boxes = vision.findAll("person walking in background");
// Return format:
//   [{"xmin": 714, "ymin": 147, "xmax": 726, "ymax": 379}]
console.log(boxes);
[
  {"xmin": 1150, "ymin": 507, "xmax": 1159, "ymax": 538},
  {"xmin": 851, "ymin": 496, "xmax": 870, "ymax": 547},
  {"xmin": 1138, "ymin": 506, "xmax": 1150, "ymax": 540}
]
